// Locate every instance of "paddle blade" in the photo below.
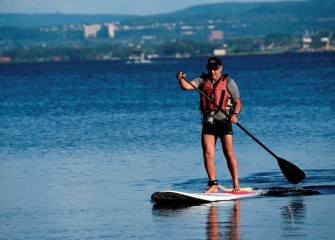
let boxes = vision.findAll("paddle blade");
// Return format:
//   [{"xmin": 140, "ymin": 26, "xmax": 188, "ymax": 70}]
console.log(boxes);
[{"xmin": 277, "ymin": 157, "xmax": 305, "ymax": 184}]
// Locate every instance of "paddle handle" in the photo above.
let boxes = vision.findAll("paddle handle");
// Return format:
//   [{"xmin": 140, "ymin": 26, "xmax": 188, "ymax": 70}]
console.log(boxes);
[{"xmin": 181, "ymin": 75, "xmax": 279, "ymax": 159}]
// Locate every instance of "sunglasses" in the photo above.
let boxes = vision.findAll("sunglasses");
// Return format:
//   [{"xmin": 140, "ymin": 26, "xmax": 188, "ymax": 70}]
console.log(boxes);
[{"xmin": 208, "ymin": 67, "xmax": 220, "ymax": 71}]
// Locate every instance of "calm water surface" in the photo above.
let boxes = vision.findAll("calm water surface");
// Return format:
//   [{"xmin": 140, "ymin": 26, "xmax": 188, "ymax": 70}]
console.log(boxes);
[{"xmin": 1, "ymin": 52, "xmax": 334, "ymax": 239}]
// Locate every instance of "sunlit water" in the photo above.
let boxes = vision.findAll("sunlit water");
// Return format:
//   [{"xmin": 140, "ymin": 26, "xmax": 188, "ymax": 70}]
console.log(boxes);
[{"xmin": 1, "ymin": 52, "xmax": 334, "ymax": 239}]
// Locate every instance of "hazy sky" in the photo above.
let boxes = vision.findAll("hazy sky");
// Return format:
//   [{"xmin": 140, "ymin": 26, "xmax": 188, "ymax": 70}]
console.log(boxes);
[{"xmin": 0, "ymin": 0, "xmax": 296, "ymax": 15}]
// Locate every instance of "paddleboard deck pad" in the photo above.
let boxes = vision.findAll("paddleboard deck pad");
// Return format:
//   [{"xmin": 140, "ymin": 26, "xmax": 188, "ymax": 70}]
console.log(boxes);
[{"xmin": 151, "ymin": 189, "xmax": 264, "ymax": 204}]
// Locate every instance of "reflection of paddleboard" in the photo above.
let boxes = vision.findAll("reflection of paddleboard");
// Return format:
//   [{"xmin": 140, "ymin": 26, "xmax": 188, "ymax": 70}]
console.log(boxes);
[{"xmin": 151, "ymin": 188, "xmax": 265, "ymax": 204}]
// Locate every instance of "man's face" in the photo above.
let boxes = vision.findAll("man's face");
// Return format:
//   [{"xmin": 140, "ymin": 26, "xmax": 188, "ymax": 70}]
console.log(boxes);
[{"xmin": 208, "ymin": 66, "xmax": 222, "ymax": 81}]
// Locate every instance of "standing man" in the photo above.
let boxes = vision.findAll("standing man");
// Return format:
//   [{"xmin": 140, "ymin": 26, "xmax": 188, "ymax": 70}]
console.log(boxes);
[{"xmin": 176, "ymin": 57, "xmax": 242, "ymax": 193}]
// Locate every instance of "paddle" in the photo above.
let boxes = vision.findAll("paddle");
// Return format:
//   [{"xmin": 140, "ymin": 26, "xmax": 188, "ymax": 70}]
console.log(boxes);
[{"xmin": 181, "ymin": 75, "xmax": 305, "ymax": 184}]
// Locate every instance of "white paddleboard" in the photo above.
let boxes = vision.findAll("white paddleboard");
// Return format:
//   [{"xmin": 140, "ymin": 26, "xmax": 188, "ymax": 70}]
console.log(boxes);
[{"xmin": 151, "ymin": 189, "xmax": 265, "ymax": 204}]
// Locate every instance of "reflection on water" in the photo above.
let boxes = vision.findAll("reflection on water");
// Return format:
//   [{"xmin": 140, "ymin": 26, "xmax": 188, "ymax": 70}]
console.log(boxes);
[
  {"xmin": 152, "ymin": 200, "xmax": 242, "ymax": 240},
  {"xmin": 207, "ymin": 200, "xmax": 240, "ymax": 240},
  {"xmin": 281, "ymin": 198, "xmax": 306, "ymax": 229},
  {"xmin": 152, "ymin": 197, "xmax": 311, "ymax": 240}
]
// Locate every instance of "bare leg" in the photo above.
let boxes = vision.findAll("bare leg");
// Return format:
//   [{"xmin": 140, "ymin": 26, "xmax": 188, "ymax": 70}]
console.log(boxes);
[
  {"xmin": 221, "ymin": 134, "xmax": 240, "ymax": 192},
  {"xmin": 202, "ymin": 134, "xmax": 218, "ymax": 193}
]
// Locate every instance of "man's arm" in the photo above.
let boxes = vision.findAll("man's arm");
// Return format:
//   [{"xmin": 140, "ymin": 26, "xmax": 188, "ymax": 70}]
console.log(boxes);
[
  {"xmin": 176, "ymin": 72, "xmax": 198, "ymax": 90},
  {"xmin": 230, "ymin": 98, "xmax": 242, "ymax": 124},
  {"xmin": 232, "ymin": 98, "xmax": 242, "ymax": 115}
]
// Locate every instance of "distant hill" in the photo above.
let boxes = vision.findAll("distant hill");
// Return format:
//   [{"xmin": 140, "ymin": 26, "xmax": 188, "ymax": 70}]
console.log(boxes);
[
  {"xmin": 0, "ymin": 0, "xmax": 335, "ymax": 41},
  {"xmin": 125, "ymin": 0, "xmax": 335, "ymax": 38}
]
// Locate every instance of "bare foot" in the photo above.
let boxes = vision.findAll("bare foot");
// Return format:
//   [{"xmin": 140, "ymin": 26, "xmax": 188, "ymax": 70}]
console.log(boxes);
[
  {"xmin": 232, "ymin": 186, "xmax": 240, "ymax": 193},
  {"xmin": 204, "ymin": 185, "xmax": 218, "ymax": 193}
]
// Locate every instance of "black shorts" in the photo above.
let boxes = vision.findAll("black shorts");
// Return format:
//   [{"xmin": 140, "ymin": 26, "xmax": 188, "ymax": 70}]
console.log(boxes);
[{"xmin": 202, "ymin": 115, "xmax": 233, "ymax": 136}]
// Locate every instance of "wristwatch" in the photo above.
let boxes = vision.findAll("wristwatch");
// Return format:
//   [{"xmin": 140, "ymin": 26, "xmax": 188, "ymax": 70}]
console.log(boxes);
[{"xmin": 233, "ymin": 112, "xmax": 239, "ymax": 117}]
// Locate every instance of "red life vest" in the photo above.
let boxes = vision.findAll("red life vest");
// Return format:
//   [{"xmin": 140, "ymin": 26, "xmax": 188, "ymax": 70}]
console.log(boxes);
[{"xmin": 200, "ymin": 74, "xmax": 230, "ymax": 112}]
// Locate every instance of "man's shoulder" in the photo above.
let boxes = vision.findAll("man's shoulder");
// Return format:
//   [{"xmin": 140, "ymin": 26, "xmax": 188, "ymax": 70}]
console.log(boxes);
[
  {"xmin": 194, "ymin": 74, "xmax": 206, "ymax": 86},
  {"xmin": 227, "ymin": 77, "xmax": 236, "ymax": 85},
  {"xmin": 226, "ymin": 77, "xmax": 238, "ymax": 96}
]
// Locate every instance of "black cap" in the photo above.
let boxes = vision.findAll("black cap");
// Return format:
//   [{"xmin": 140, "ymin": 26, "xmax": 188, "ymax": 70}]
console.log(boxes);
[{"xmin": 207, "ymin": 57, "xmax": 222, "ymax": 70}]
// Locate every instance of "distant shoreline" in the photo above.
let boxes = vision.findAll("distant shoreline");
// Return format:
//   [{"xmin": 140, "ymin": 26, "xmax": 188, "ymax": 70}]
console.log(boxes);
[{"xmin": 1, "ymin": 50, "xmax": 334, "ymax": 64}]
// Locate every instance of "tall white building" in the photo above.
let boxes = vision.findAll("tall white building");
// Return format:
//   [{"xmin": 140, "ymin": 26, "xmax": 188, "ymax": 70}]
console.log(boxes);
[
  {"xmin": 83, "ymin": 24, "xmax": 102, "ymax": 38},
  {"xmin": 105, "ymin": 23, "xmax": 116, "ymax": 38},
  {"xmin": 83, "ymin": 23, "xmax": 116, "ymax": 38}
]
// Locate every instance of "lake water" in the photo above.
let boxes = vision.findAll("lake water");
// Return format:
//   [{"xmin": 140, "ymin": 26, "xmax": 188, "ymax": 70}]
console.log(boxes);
[{"xmin": 1, "ymin": 52, "xmax": 334, "ymax": 239}]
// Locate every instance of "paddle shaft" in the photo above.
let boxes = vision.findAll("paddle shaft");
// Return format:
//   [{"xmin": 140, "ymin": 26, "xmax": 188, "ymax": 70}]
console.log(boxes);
[{"xmin": 182, "ymin": 76, "xmax": 279, "ymax": 159}]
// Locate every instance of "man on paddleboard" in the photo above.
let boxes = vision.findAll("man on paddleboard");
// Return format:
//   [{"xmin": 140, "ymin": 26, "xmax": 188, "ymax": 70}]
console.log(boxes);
[{"xmin": 176, "ymin": 57, "xmax": 242, "ymax": 193}]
